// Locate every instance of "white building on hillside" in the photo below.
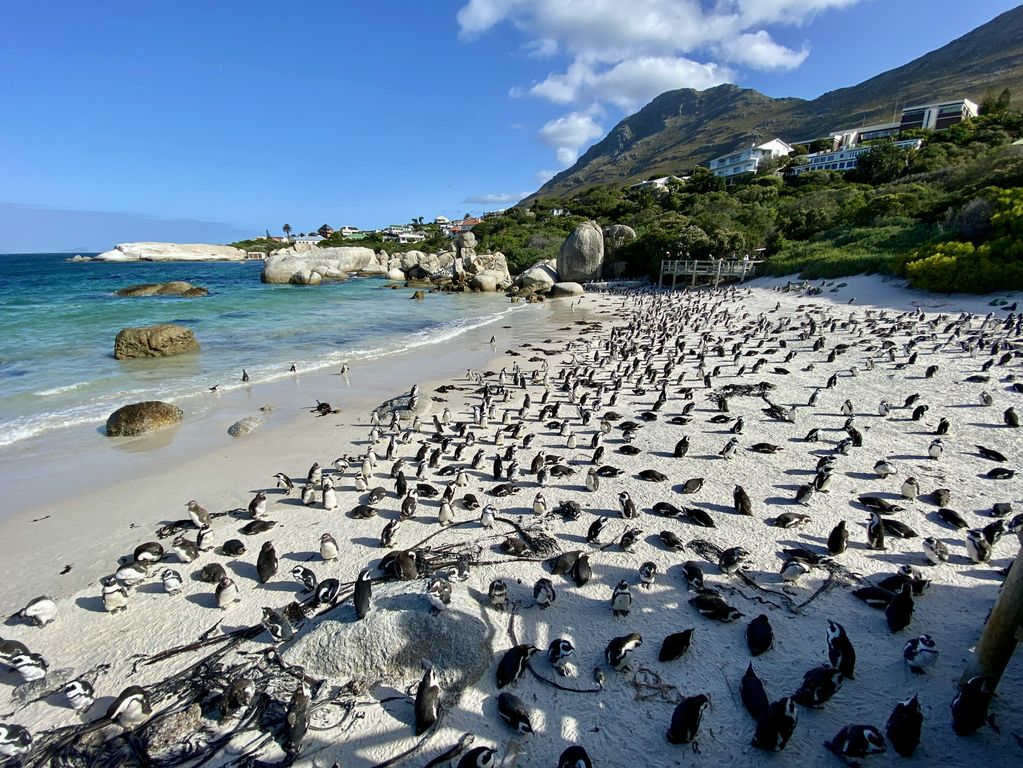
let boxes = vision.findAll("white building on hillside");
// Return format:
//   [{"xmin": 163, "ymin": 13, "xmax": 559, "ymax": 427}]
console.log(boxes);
[
  {"xmin": 790, "ymin": 138, "xmax": 923, "ymax": 176},
  {"xmin": 630, "ymin": 175, "xmax": 687, "ymax": 190},
  {"xmin": 900, "ymin": 98, "xmax": 978, "ymax": 131},
  {"xmin": 397, "ymin": 231, "xmax": 427, "ymax": 244},
  {"xmin": 708, "ymin": 139, "xmax": 793, "ymax": 179}
]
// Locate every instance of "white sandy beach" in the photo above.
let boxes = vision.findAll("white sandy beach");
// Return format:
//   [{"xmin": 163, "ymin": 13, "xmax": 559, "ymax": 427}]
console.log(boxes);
[{"xmin": 1, "ymin": 275, "xmax": 1022, "ymax": 768}]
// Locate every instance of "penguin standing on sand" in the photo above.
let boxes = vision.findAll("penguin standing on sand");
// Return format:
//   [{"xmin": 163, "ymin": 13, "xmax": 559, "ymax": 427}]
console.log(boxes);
[
  {"xmin": 319, "ymin": 533, "xmax": 339, "ymax": 561},
  {"xmin": 885, "ymin": 583, "xmax": 914, "ymax": 633},
  {"xmin": 903, "ymin": 635, "xmax": 938, "ymax": 673},
  {"xmin": 867, "ymin": 512, "xmax": 886, "ymax": 550},
  {"xmin": 256, "ymin": 541, "xmax": 278, "ymax": 584},
  {"xmin": 826, "ymin": 621, "xmax": 856, "ymax": 678},
  {"xmin": 548, "ymin": 639, "xmax": 575, "ymax": 676},
  {"xmin": 887, "ymin": 694, "xmax": 923, "ymax": 756},
  {"xmin": 828, "ymin": 520, "xmax": 848, "ymax": 554},
  {"xmin": 666, "ymin": 693, "xmax": 710, "ymax": 745},
  {"xmin": 102, "ymin": 576, "xmax": 128, "ymax": 613},
  {"xmin": 611, "ymin": 580, "xmax": 633, "ymax": 617},
  {"xmin": 186, "ymin": 500, "xmax": 211, "ymax": 528}
]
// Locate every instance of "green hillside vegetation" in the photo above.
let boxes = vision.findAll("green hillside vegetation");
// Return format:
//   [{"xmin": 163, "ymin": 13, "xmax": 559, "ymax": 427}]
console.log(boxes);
[{"xmin": 475, "ymin": 103, "xmax": 1023, "ymax": 292}]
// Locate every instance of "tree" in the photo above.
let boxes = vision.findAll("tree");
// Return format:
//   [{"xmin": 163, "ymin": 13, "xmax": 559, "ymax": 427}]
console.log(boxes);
[
  {"xmin": 850, "ymin": 142, "xmax": 910, "ymax": 185},
  {"xmin": 317, "ymin": 224, "xmax": 333, "ymax": 239},
  {"xmin": 283, "ymin": 223, "xmax": 292, "ymax": 241}
]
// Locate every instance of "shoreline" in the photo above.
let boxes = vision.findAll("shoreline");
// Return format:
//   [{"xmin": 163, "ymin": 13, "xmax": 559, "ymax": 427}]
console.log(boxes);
[
  {"xmin": 0, "ymin": 293, "xmax": 608, "ymax": 602},
  {"xmin": 2, "ymin": 275, "xmax": 1021, "ymax": 767}
]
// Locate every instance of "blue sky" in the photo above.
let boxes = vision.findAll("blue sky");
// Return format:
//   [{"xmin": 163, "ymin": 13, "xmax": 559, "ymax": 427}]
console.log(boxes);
[{"xmin": 1, "ymin": 0, "xmax": 1019, "ymax": 252}]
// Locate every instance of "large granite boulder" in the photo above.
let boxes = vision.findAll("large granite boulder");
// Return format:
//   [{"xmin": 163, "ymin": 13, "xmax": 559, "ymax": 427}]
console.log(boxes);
[
  {"xmin": 469, "ymin": 274, "xmax": 498, "ymax": 292},
  {"xmin": 116, "ymin": 281, "xmax": 208, "ymax": 298},
  {"xmin": 95, "ymin": 243, "xmax": 244, "ymax": 262},
  {"xmin": 550, "ymin": 281, "xmax": 585, "ymax": 297},
  {"xmin": 114, "ymin": 324, "xmax": 199, "ymax": 359},
  {"xmin": 603, "ymin": 224, "xmax": 637, "ymax": 254},
  {"xmin": 285, "ymin": 581, "xmax": 492, "ymax": 694},
  {"xmin": 386, "ymin": 267, "xmax": 406, "ymax": 281},
  {"xmin": 517, "ymin": 260, "xmax": 558, "ymax": 292},
  {"xmin": 261, "ymin": 247, "xmax": 375, "ymax": 283},
  {"xmin": 227, "ymin": 416, "xmax": 263, "ymax": 438},
  {"xmin": 106, "ymin": 401, "xmax": 183, "ymax": 436},
  {"xmin": 558, "ymin": 221, "xmax": 604, "ymax": 282}
]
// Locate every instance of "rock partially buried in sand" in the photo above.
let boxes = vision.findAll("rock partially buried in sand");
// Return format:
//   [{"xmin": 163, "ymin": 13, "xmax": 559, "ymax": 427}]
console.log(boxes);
[
  {"xmin": 386, "ymin": 267, "xmax": 406, "ymax": 281},
  {"xmin": 550, "ymin": 281, "xmax": 585, "ymax": 297},
  {"xmin": 106, "ymin": 401, "xmax": 183, "ymax": 437},
  {"xmin": 286, "ymin": 581, "xmax": 492, "ymax": 692},
  {"xmin": 469, "ymin": 274, "xmax": 498, "ymax": 292},
  {"xmin": 113, "ymin": 324, "xmax": 200, "ymax": 359},
  {"xmin": 227, "ymin": 416, "xmax": 264, "ymax": 438},
  {"xmin": 115, "ymin": 281, "xmax": 209, "ymax": 298}
]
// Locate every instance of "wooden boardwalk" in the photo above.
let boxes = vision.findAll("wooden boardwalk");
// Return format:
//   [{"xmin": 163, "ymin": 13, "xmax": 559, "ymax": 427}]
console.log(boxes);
[{"xmin": 658, "ymin": 258, "xmax": 760, "ymax": 288}]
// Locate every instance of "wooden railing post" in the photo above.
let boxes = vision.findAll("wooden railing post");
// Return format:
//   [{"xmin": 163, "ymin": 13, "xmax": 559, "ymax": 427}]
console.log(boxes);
[{"xmin": 962, "ymin": 546, "xmax": 1023, "ymax": 689}]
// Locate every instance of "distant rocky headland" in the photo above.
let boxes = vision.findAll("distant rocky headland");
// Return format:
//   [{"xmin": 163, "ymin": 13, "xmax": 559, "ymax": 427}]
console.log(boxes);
[{"xmin": 73, "ymin": 221, "xmax": 640, "ymax": 298}]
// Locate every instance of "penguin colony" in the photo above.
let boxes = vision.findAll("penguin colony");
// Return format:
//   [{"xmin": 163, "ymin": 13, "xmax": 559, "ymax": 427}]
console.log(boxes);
[{"xmin": 1, "ymin": 279, "xmax": 1022, "ymax": 766}]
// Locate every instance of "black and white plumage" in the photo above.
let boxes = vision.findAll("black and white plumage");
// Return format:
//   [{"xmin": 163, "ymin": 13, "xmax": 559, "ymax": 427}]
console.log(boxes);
[
  {"xmin": 619, "ymin": 527, "xmax": 642, "ymax": 552},
  {"xmin": 718, "ymin": 546, "xmax": 749, "ymax": 575},
  {"xmin": 63, "ymin": 679, "xmax": 95, "ymax": 712},
  {"xmin": 223, "ymin": 539, "xmax": 246, "ymax": 557},
  {"xmin": 106, "ymin": 685, "xmax": 151, "ymax": 729},
  {"xmin": 101, "ymin": 575, "xmax": 129, "ymax": 613},
  {"xmin": 903, "ymin": 634, "xmax": 938, "ymax": 674},
  {"xmin": 261, "ymin": 607, "xmax": 294, "ymax": 643},
  {"xmin": 689, "ymin": 593, "xmax": 743, "ymax": 622},
  {"xmin": 923, "ymin": 536, "xmax": 949, "ymax": 564},
  {"xmin": 638, "ymin": 561, "xmax": 657, "ymax": 588},
  {"xmin": 611, "ymin": 580, "xmax": 632, "ymax": 617},
  {"xmin": 427, "ymin": 576, "xmax": 452, "ymax": 611},
  {"xmin": 0, "ymin": 724, "xmax": 32, "ymax": 758},
  {"xmin": 826, "ymin": 620, "xmax": 856, "ymax": 679},
  {"xmin": 496, "ymin": 644, "xmax": 539, "ymax": 688},
  {"xmin": 319, "ymin": 533, "xmax": 339, "ymax": 561},
  {"xmin": 666, "ymin": 693, "xmax": 710, "ymax": 745},
  {"xmin": 497, "ymin": 691, "xmax": 533, "ymax": 734},
  {"xmin": 457, "ymin": 746, "xmax": 498, "ymax": 768},
  {"xmin": 161, "ymin": 568, "xmax": 184, "ymax": 595},
  {"xmin": 558, "ymin": 745, "xmax": 593, "ymax": 768},
  {"xmin": 17, "ymin": 596, "xmax": 57, "ymax": 627},
  {"xmin": 887, "ymin": 694, "xmax": 923, "ymax": 756},
  {"xmin": 488, "ymin": 579, "xmax": 508, "ymax": 610},
  {"xmin": 952, "ymin": 675, "xmax": 993, "ymax": 735},
  {"xmin": 133, "ymin": 541, "xmax": 164, "ymax": 564},
  {"xmin": 248, "ymin": 490, "xmax": 268, "ymax": 518},
  {"xmin": 966, "ymin": 529, "xmax": 993, "ymax": 563},
  {"xmin": 10, "ymin": 652, "xmax": 47, "ymax": 683},
  {"xmin": 866, "ymin": 512, "xmax": 886, "ymax": 550},
  {"xmin": 548, "ymin": 638, "xmax": 575, "ymax": 675},
  {"xmin": 186, "ymin": 499, "xmax": 211, "ymax": 527},
  {"xmin": 313, "ymin": 578, "xmax": 340, "ymax": 606},
  {"xmin": 116, "ymin": 560, "xmax": 150, "ymax": 585},
  {"xmin": 533, "ymin": 578, "xmax": 556, "ymax": 610},
  {"xmin": 222, "ymin": 677, "xmax": 256, "ymax": 720},
  {"xmin": 746, "ymin": 614, "xmax": 774, "ymax": 656},
  {"xmin": 283, "ymin": 682, "xmax": 310, "ymax": 756},
  {"xmin": 618, "ymin": 491, "xmax": 638, "ymax": 518},
  {"xmin": 826, "ymin": 724, "xmax": 887, "ymax": 759},
  {"xmin": 256, "ymin": 541, "xmax": 278, "ymax": 583},
  {"xmin": 414, "ymin": 668, "xmax": 441, "ymax": 735},
  {"xmin": 290, "ymin": 566, "xmax": 317, "ymax": 593},
  {"xmin": 586, "ymin": 516, "xmax": 609, "ymax": 544},
  {"xmin": 885, "ymin": 583, "xmax": 915, "ymax": 633},
  {"xmin": 752, "ymin": 698, "xmax": 798, "ymax": 752},
  {"xmin": 793, "ymin": 665, "xmax": 843, "ymax": 708},
  {"xmin": 605, "ymin": 633, "xmax": 642, "ymax": 671},
  {"xmin": 216, "ymin": 575, "xmax": 240, "ymax": 609},
  {"xmin": 658, "ymin": 628, "xmax": 694, "ymax": 662}
]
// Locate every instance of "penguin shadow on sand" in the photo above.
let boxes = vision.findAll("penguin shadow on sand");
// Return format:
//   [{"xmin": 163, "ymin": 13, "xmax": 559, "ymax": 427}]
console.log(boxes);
[
  {"xmin": 283, "ymin": 550, "xmax": 318, "ymax": 563},
  {"xmin": 74, "ymin": 595, "xmax": 107, "ymax": 614},
  {"xmin": 184, "ymin": 591, "xmax": 220, "ymax": 610},
  {"xmin": 134, "ymin": 582, "xmax": 166, "ymax": 595}
]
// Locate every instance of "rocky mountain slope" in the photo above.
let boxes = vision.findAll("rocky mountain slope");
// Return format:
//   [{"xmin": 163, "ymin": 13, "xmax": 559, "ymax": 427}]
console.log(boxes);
[{"xmin": 527, "ymin": 5, "xmax": 1023, "ymax": 201}]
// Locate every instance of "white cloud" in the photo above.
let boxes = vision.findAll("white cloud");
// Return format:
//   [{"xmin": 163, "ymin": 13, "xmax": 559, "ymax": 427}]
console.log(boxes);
[
  {"xmin": 456, "ymin": 0, "xmax": 867, "ymax": 168},
  {"xmin": 721, "ymin": 31, "xmax": 809, "ymax": 70},
  {"xmin": 537, "ymin": 110, "xmax": 606, "ymax": 166}
]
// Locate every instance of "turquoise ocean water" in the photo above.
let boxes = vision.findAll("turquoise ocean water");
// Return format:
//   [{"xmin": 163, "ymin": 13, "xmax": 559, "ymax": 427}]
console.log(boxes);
[{"xmin": 0, "ymin": 253, "xmax": 519, "ymax": 448}]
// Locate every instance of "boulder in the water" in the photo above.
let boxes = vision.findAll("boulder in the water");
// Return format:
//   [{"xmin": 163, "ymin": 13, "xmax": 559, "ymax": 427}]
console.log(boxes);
[
  {"xmin": 106, "ymin": 401, "xmax": 184, "ymax": 436},
  {"xmin": 114, "ymin": 324, "xmax": 199, "ymax": 359}
]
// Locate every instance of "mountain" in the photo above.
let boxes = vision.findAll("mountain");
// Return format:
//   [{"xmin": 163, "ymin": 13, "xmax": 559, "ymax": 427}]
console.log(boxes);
[{"xmin": 527, "ymin": 5, "xmax": 1023, "ymax": 201}]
